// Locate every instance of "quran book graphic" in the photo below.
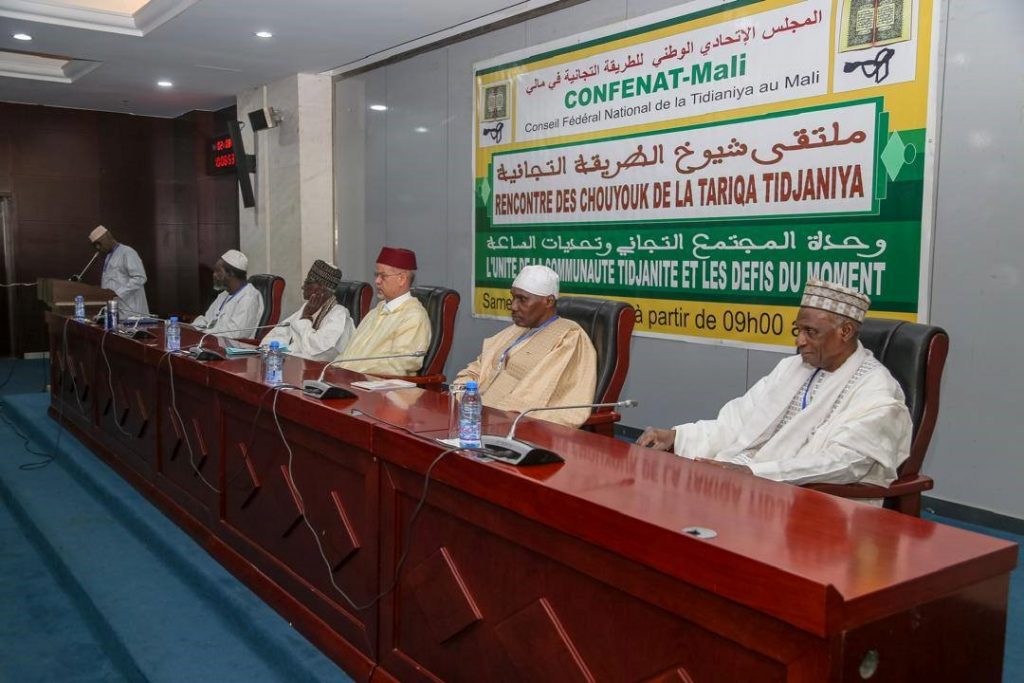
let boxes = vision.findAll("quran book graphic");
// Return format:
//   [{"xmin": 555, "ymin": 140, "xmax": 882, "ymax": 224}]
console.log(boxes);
[{"xmin": 839, "ymin": 0, "xmax": 913, "ymax": 52}]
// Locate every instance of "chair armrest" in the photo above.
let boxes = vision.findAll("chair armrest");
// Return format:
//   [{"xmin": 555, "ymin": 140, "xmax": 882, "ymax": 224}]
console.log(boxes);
[
  {"xmin": 582, "ymin": 410, "xmax": 621, "ymax": 428},
  {"xmin": 803, "ymin": 474, "xmax": 934, "ymax": 499}
]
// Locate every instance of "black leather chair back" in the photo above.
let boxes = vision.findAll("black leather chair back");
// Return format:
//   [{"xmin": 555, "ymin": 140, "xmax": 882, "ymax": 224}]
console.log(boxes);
[
  {"xmin": 859, "ymin": 318, "xmax": 946, "ymax": 437},
  {"xmin": 555, "ymin": 296, "xmax": 635, "ymax": 404},
  {"xmin": 247, "ymin": 274, "xmax": 285, "ymax": 331},
  {"xmin": 411, "ymin": 286, "xmax": 460, "ymax": 376},
  {"xmin": 335, "ymin": 280, "xmax": 372, "ymax": 326}
]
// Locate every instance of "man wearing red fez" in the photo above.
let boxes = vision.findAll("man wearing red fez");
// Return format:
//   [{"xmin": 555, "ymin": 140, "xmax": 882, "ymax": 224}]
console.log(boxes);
[{"xmin": 334, "ymin": 247, "xmax": 431, "ymax": 375}]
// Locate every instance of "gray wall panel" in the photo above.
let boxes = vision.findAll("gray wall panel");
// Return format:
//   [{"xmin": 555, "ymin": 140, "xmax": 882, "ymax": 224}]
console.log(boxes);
[{"xmin": 335, "ymin": 0, "xmax": 1024, "ymax": 516}]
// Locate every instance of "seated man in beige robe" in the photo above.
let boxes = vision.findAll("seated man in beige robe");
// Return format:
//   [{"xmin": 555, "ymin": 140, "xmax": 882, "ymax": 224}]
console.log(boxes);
[
  {"xmin": 334, "ymin": 247, "xmax": 431, "ymax": 375},
  {"xmin": 454, "ymin": 265, "xmax": 597, "ymax": 428}
]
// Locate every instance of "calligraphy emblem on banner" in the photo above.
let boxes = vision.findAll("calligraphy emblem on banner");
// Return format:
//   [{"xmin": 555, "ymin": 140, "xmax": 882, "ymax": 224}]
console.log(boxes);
[{"xmin": 473, "ymin": 0, "xmax": 938, "ymax": 350}]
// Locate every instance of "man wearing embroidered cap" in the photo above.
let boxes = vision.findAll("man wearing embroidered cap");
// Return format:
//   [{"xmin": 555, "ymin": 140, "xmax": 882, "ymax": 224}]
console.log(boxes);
[
  {"xmin": 453, "ymin": 265, "xmax": 597, "ymax": 428},
  {"xmin": 88, "ymin": 225, "xmax": 149, "ymax": 316},
  {"xmin": 263, "ymin": 260, "xmax": 354, "ymax": 361},
  {"xmin": 637, "ymin": 278, "xmax": 912, "ymax": 499},
  {"xmin": 192, "ymin": 249, "xmax": 264, "ymax": 339},
  {"xmin": 335, "ymin": 247, "xmax": 431, "ymax": 375}
]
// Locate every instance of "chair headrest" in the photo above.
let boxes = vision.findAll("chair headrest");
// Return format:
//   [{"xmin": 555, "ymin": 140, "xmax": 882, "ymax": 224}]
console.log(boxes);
[{"xmin": 555, "ymin": 296, "xmax": 633, "ymax": 403}]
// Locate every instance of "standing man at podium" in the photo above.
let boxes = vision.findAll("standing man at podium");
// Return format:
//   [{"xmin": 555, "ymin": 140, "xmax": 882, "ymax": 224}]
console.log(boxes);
[{"xmin": 89, "ymin": 225, "xmax": 149, "ymax": 316}]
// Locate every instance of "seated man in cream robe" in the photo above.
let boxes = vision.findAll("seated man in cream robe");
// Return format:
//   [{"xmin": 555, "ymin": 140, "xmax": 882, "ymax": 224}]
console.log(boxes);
[
  {"xmin": 453, "ymin": 265, "xmax": 597, "ymax": 428},
  {"xmin": 334, "ymin": 247, "xmax": 431, "ymax": 375},
  {"xmin": 263, "ymin": 260, "xmax": 354, "ymax": 362},
  {"xmin": 89, "ymin": 225, "xmax": 150, "ymax": 317},
  {"xmin": 637, "ymin": 279, "xmax": 912, "ymax": 496},
  {"xmin": 192, "ymin": 249, "xmax": 264, "ymax": 339}
]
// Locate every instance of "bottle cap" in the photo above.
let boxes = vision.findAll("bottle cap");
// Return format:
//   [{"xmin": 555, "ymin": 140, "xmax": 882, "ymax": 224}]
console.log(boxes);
[
  {"xmin": 269, "ymin": 341, "xmax": 280, "ymax": 349},
  {"xmin": 169, "ymin": 316, "xmax": 178, "ymax": 322},
  {"xmin": 465, "ymin": 380, "xmax": 478, "ymax": 391}
]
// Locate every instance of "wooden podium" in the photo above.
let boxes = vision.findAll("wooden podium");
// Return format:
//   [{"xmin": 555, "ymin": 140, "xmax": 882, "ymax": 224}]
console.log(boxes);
[{"xmin": 37, "ymin": 278, "xmax": 114, "ymax": 314}]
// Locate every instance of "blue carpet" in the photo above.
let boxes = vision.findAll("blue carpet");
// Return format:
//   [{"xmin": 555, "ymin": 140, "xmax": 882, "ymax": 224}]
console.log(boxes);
[{"xmin": 0, "ymin": 364, "xmax": 352, "ymax": 683}]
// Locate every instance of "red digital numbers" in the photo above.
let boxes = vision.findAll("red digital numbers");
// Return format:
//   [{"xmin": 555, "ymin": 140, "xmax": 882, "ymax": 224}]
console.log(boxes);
[{"xmin": 210, "ymin": 134, "xmax": 236, "ymax": 174}]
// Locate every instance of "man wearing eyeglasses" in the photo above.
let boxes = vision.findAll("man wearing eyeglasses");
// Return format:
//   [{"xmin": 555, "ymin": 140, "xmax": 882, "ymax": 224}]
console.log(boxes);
[{"xmin": 334, "ymin": 247, "xmax": 431, "ymax": 375}]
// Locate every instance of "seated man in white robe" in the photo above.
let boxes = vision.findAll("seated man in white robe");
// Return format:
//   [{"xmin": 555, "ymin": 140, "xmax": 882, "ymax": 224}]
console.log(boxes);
[
  {"xmin": 263, "ymin": 260, "xmax": 354, "ymax": 362},
  {"xmin": 453, "ymin": 265, "xmax": 597, "ymax": 428},
  {"xmin": 191, "ymin": 249, "xmax": 264, "ymax": 339},
  {"xmin": 637, "ymin": 279, "xmax": 912, "ymax": 494},
  {"xmin": 89, "ymin": 225, "xmax": 150, "ymax": 316}
]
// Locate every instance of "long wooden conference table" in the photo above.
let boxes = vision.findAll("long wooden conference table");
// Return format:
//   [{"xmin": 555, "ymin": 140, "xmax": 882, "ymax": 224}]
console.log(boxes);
[{"xmin": 46, "ymin": 312, "xmax": 1016, "ymax": 682}]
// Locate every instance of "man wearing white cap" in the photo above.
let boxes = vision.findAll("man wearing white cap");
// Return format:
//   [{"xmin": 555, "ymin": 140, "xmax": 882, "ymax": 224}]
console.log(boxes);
[
  {"xmin": 453, "ymin": 265, "xmax": 597, "ymax": 428},
  {"xmin": 263, "ymin": 260, "xmax": 354, "ymax": 361},
  {"xmin": 637, "ymin": 279, "xmax": 912, "ymax": 496},
  {"xmin": 191, "ymin": 250, "xmax": 264, "ymax": 339},
  {"xmin": 89, "ymin": 226, "xmax": 149, "ymax": 316}
]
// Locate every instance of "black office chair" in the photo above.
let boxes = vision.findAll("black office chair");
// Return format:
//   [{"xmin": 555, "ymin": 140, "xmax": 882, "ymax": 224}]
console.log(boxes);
[
  {"xmin": 407, "ymin": 286, "xmax": 460, "ymax": 384},
  {"xmin": 335, "ymin": 280, "xmax": 372, "ymax": 326},
  {"xmin": 804, "ymin": 318, "xmax": 949, "ymax": 515},
  {"xmin": 555, "ymin": 296, "xmax": 635, "ymax": 435},
  {"xmin": 247, "ymin": 274, "xmax": 285, "ymax": 341}
]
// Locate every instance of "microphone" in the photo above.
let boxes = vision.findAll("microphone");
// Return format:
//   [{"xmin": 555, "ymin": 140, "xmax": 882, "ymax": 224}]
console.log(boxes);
[
  {"xmin": 479, "ymin": 399, "xmax": 638, "ymax": 466},
  {"xmin": 69, "ymin": 252, "xmax": 100, "ymax": 282},
  {"xmin": 302, "ymin": 350, "xmax": 427, "ymax": 400},
  {"xmin": 187, "ymin": 322, "xmax": 290, "ymax": 361}
]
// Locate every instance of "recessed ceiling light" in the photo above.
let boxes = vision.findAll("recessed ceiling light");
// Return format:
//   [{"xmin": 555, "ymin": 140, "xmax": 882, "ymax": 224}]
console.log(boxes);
[
  {"xmin": 369, "ymin": 104, "xmax": 387, "ymax": 111},
  {"xmin": 157, "ymin": 80, "xmax": 173, "ymax": 88},
  {"xmin": 254, "ymin": 31, "xmax": 273, "ymax": 39},
  {"xmin": 12, "ymin": 33, "xmax": 32, "ymax": 41},
  {"xmin": 414, "ymin": 126, "xmax": 429, "ymax": 133}
]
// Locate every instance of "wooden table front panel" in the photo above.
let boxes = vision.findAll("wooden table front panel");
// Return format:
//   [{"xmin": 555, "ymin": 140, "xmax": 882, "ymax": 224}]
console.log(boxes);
[
  {"xmin": 377, "ymin": 459, "xmax": 830, "ymax": 683},
  {"xmin": 220, "ymin": 394, "xmax": 380, "ymax": 657},
  {"xmin": 90, "ymin": 330, "xmax": 158, "ymax": 477}
]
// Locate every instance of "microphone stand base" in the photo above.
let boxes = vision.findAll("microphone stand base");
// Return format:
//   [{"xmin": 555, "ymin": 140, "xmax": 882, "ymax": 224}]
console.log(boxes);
[
  {"xmin": 479, "ymin": 435, "xmax": 563, "ymax": 466},
  {"xmin": 187, "ymin": 348, "xmax": 226, "ymax": 361},
  {"xmin": 302, "ymin": 379, "xmax": 356, "ymax": 400}
]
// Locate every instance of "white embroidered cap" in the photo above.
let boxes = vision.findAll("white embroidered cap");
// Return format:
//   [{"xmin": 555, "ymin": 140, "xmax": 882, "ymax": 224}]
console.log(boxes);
[
  {"xmin": 221, "ymin": 249, "xmax": 248, "ymax": 272},
  {"xmin": 512, "ymin": 265, "xmax": 559, "ymax": 298},
  {"xmin": 88, "ymin": 225, "xmax": 109, "ymax": 242},
  {"xmin": 800, "ymin": 278, "xmax": 870, "ymax": 322}
]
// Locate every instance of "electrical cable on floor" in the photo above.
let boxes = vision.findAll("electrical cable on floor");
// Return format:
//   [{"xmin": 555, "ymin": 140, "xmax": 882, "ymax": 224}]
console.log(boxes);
[{"xmin": 161, "ymin": 349, "xmax": 220, "ymax": 494}]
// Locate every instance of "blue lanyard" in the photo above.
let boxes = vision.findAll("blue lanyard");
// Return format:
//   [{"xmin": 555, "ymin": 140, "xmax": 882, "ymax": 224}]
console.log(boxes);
[
  {"xmin": 801, "ymin": 368, "xmax": 822, "ymax": 410},
  {"xmin": 499, "ymin": 315, "xmax": 559, "ymax": 367},
  {"xmin": 102, "ymin": 244, "xmax": 120, "ymax": 274},
  {"xmin": 217, "ymin": 286, "xmax": 243, "ymax": 313}
]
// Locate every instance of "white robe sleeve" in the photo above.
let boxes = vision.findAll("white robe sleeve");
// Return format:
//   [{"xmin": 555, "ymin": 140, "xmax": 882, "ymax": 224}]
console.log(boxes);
[
  {"xmin": 192, "ymin": 293, "xmax": 225, "ymax": 329},
  {"xmin": 672, "ymin": 370, "xmax": 778, "ymax": 458},
  {"xmin": 209, "ymin": 287, "xmax": 264, "ymax": 338},
  {"xmin": 286, "ymin": 307, "xmax": 354, "ymax": 360},
  {"xmin": 116, "ymin": 247, "xmax": 147, "ymax": 299},
  {"xmin": 261, "ymin": 310, "xmax": 297, "ymax": 347}
]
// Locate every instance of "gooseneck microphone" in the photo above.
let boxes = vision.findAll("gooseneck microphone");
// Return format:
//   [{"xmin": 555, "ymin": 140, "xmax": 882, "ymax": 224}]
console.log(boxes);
[
  {"xmin": 478, "ymin": 399, "xmax": 639, "ymax": 466},
  {"xmin": 188, "ymin": 322, "xmax": 291, "ymax": 360},
  {"xmin": 301, "ymin": 351, "xmax": 427, "ymax": 399},
  {"xmin": 69, "ymin": 252, "xmax": 100, "ymax": 282}
]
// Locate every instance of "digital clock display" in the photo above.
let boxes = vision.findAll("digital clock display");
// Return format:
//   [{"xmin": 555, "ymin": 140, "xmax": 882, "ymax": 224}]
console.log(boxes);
[{"xmin": 209, "ymin": 133, "xmax": 236, "ymax": 175}]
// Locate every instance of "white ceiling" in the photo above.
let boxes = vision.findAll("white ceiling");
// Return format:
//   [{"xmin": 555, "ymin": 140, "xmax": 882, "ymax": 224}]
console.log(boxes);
[{"xmin": 0, "ymin": 0, "xmax": 562, "ymax": 117}]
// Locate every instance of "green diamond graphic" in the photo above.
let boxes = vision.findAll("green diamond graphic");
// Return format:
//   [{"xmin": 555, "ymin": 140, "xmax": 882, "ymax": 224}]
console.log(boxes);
[
  {"xmin": 880, "ymin": 131, "xmax": 907, "ymax": 181},
  {"xmin": 479, "ymin": 177, "xmax": 491, "ymax": 206}
]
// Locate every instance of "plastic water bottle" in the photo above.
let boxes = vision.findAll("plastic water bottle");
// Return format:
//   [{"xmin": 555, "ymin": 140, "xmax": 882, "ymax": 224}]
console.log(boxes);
[
  {"xmin": 105, "ymin": 300, "xmax": 119, "ymax": 331},
  {"xmin": 165, "ymin": 316, "xmax": 181, "ymax": 352},
  {"xmin": 73, "ymin": 295, "xmax": 85, "ymax": 320},
  {"xmin": 264, "ymin": 340, "xmax": 284, "ymax": 385},
  {"xmin": 459, "ymin": 381, "xmax": 482, "ymax": 448}
]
